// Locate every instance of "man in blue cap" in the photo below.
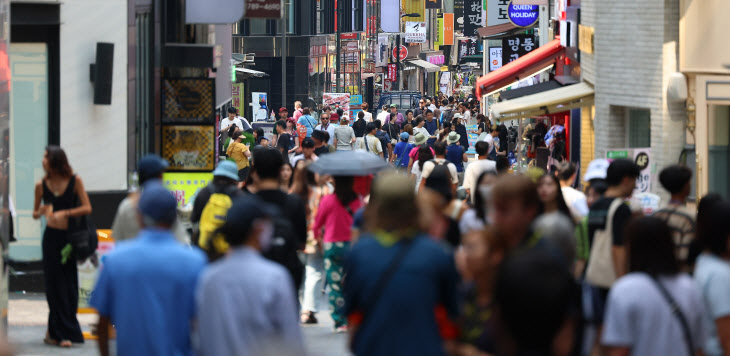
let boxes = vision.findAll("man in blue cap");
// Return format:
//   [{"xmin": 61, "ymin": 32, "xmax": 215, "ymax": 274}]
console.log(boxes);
[
  {"xmin": 111, "ymin": 154, "xmax": 188, "ymax": 243},
  {"xmin": 91, "ymin": 182, "xmax": 207, "ymax": 356},
  {"xmin": 196, "ymin": 195, "xmax": 303, "ymax": 356}
]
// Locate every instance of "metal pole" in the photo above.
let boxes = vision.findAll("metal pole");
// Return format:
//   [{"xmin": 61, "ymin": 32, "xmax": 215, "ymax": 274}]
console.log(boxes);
[
  {"xmin": 395, "ymin": 34, "xmax": 400, "ymax": 91},
  {"xmin": 282, "ymin": 15, "xmax": 287, "ymax": 107},
  {"xmin": 336, "ymin": 0, "xmax": 341, "ymax": 92}
]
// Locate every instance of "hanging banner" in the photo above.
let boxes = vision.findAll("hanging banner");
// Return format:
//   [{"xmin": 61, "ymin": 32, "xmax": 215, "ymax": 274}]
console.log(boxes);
[
  {"xmin": 463, "ymin": 0, "xmax": 483, "ymax": 37},
  {"xmin": 388, "ymin": 64, "xmax": 397, "ymax": 80},
  {"xmin": 435, "ymin": 15, "xmax": 443, "ymax": 49},
  {"xmin": 232, "ymin": 83, "xmax": 245, "ymax": 115},
  {"xmin": 443, "ymin": 13, "xmax": 454, "ymax": 45},
  {"xmin": 455, "ymin": 0, "xmax": 465, "ymax": 32},
  {"xmin": 405, "ymin": 22, "xmax": 427, "ymax": 43},
  {"xmin": 501, "ymin": 34, "xmax": 536, "ymax": 64},
  {"xmin": 487, "ymin": 0, "xmax": 511, "ymax": 26},
  {"xmin": 426, "ymin": 0, "xmax": 443, "ymax": 8}
]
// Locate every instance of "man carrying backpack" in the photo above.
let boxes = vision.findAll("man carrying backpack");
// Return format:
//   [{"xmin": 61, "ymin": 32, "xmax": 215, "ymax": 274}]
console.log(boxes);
[
  {"xmin": 419, "ymin": 142, "xmax": 458, "ymax": 193},
  {"xmin": 252, "ymin": 148, "xmax": 307, "ymax": 290},
  {"xmin": 374, "ymin": 120, "xmax": 392, "ymax": 160},
  {"xmin": 191, "ymin": 161, "xmax": 243, "ymax": 259}
]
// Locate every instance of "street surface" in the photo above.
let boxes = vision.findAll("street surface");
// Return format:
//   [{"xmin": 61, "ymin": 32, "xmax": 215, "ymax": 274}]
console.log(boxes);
[{"xmin": 7, "ymin": 292, "xmax": 348, "ymax": 356}]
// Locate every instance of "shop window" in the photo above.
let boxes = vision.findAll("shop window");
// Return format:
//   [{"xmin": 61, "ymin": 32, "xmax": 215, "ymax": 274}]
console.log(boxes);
[
  {"xmin": 628, "ymin": 108, "xmax": 650, "ymax": 148},
  {"xmin": 708, "ymin": 105, "xmax": 730, "ymax": 199}
]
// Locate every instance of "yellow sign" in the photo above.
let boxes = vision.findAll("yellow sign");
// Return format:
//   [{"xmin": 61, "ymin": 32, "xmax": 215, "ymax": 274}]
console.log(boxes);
[
  {"xmin": 162, "ymin": 125, "xmax": 216, "ymax": 171},
  {"xmin": 162, "ymin": 172, "xmax": 214, "ymax": 207},
  {"xmin": 162, "ymin": 79, "xmax": 215, "ymax": 123},
  {"xmin": 579, "ymin": 25, "xmax": 594, "ymax": 54}
]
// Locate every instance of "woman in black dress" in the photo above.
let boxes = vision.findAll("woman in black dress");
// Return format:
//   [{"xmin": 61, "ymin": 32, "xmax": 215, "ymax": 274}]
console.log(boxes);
[{"xmin": 32, "ymin": 146, "xmax": 91, "ymax": 347}]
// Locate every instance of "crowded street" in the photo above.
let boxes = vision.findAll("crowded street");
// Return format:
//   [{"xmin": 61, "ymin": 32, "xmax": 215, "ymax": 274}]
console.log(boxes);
[{"xmin": 0, "ymin": 0, "xmax": 729, "ymax": 356}]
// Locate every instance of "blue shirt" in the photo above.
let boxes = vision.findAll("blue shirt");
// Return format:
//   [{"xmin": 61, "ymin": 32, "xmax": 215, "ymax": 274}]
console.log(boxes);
[
  {"xmin": 196, "ymin": 247, "xmax": 303, "ymax": 356},
  {"xmin": 344, "ymin": 234, "xmax": 459, "ymax": 356},
  {"xmin": 393, "ymin": 141, "xmax": 413, "ymax": 167},
  {"xmin": 89, "ymin": 229, "xmax": 207, "ymax": 356},
  {"xmin": 446, "ymin": 143, "xmax": 465, "ymax": 172},
  {"xmin": 297, "ymin": 115, "xmax": 318, "ymax": 137},
  {"xmin": 424, "ymin": 119, "xmax": 439, "ymax": 145}
]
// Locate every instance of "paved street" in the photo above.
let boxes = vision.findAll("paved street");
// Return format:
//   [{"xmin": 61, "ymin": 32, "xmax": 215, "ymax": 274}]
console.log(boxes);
[{"xmin": 7, "ymin": 293, "xmax": 348, "ymax": 356}]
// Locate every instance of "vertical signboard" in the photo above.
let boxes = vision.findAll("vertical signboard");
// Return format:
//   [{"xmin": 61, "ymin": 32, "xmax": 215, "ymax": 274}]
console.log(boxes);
[
  {"xmin": 435, "ymin": 15, "xmax": 443, "ymax": 49},
  {"xmin": 454, "ymin": 0, "xmax": 465, "ymax": 32},
  {"xmin": 376, "ymin": 35, "xmax": 389, "ymax": 67},
  {"xmin": 381, "ymin": 0, "xmax": 399, "ymax": 32},
  {"xmin": 487, "ymin": 0, "xmax": 511, "ymax": 26},
  {"xmin": 489, "ymin": 47, "xmax": 503, "ymax": 71},
  {"xmin": 0, "ymin": 0, "xmax": 9, "ymax": 331},
  {"xmin": 501, "ymin": 34, "xmax": 536, "ymax": 64},
  {"xmin": 443, "ymin": 13, "xmax": 454, "ymax": 45},
  {"xmin": 463, "ymin": 0, "xmax": 483, "ymax": 37}
]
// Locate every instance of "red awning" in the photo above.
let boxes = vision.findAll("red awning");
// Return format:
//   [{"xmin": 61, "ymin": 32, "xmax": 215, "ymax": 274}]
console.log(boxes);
[{"xmin": 476, "ymin": 39, "xmax": 565, "ymax": 97}]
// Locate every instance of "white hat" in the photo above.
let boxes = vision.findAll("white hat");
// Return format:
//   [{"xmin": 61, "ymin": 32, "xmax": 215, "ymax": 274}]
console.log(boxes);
[
  {"xmin": 453, "ymin": 113, "xmax": 463, "ymax": 119},
  {"xmin": 583, "ymin": 159, "xmax": 610, "ymax": 182}
]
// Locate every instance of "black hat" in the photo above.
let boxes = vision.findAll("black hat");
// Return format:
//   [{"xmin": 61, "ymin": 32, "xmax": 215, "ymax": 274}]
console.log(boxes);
[
  {"xmin": 227, "ymin": 107, "xmax": 237, "ymax": 114},
  {"xmin": 301, "ymin": 137, "xmax": 315, "ymax": 148}
]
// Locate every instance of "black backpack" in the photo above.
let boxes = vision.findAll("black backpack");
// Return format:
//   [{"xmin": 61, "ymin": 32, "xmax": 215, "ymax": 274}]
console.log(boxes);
[
  {"xmin": 430, "ymin": 159, "xmax": 451, "ymax": 180},
  {"xmin": 261, "ymin": 197, "xmax": 305, "ymax": 288},
  {"xmin": 375, "ymin": 131, "xmax": 390, "ymax": 158}
]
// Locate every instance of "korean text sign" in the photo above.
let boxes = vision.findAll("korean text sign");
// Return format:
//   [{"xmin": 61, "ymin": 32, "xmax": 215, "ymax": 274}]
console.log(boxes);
[{"xmin": 501, "ymin": 34, "xmax": 536, "ymax": 64}]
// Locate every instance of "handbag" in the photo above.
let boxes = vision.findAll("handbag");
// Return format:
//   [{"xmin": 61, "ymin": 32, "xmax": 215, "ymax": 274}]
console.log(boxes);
[
  {"xmin": 650, "ymin": 276, "xmax": 695, "ymax": 356},
  {"xmin": 585, "ymin": 198, "xmax": 623, "ymax": 288},
  {"xmin": 394, "ymin": 143, "xmax": 411, "ymax": 167},
  {"xmin": 68, "ymin": 176, "xmax": 98, "ymax": 261}
]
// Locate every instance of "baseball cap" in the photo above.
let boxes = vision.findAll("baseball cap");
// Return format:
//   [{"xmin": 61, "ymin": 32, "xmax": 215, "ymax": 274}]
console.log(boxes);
[
  {"xmin": 138, "ymin": 154, "xmax": 169, "ymax": 181},
  {"xmin": 227, "ymin": 107, "xmax": 237, "ymax": 114},
  {"xmin": 301, "ymin": 137, "xmax": 315, "ymax": 148},
  {"xmin": 138, "ymin": 181, "xmax": 178, "ymax": 225},
  {"xmin": 212, "ymin": 160, "xmax": 240, "ymax": 181},
  {"xmin": 279, "ymin": 107, "xmax": 288, "ymax": 113},
  {"xmin": 400, "ymin": 132, "xmax": 409, "ymax": 141},
  {"xmin": 390, "ymin": 104, "xmax": 398, "ymax": 108}
]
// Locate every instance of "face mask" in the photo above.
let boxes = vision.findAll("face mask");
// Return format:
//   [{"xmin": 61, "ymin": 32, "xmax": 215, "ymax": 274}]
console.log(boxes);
[{"xmin": 254, "ymin": 219, "xmax": 274, "ymax": 251}]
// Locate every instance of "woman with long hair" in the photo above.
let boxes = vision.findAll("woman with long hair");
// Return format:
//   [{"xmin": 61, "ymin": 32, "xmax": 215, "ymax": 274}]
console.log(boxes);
[
  {"xmin": 32, "ymin": 146, "xmax": 91, "ymax": 347},
  {"xmin": 279, "ymin": 162, "xmax": 293, "ymax": 192},
  {"xmin": 312, "ymin": 176, "xmax": 363, "ymax": 333},
  {"xmin": 403, "ymin": 124, "xmax": 415, "ymax": 144},
  {"xmin": 253, "ymin": 127, "xmax": 266, "ymax": 146},
  {"xmin": 438, "ymin": 121, "xmax": 452, "ymax": 143},
  {"xmin": 536, "ymin": 173, "xmax": 572, "ymax": 219},
  {"xmin": 285, "ymin": 119, "xmax": 300, "ymax": 160},
  {"xmin": 602, "ymin": 217, "xmax": 705, "ymax": 355},
  {"xmin": 412, "ymin": 145, "xmax": 435, "ymax": 193}
]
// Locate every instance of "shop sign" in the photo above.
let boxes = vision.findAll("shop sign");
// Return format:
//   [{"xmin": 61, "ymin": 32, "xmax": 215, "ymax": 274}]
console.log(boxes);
[
  {"xmin": 579, "ymin": 24, "xmax": 594, "ymax": 54},
  {"xmin": 455, "ymin": 0, "xmax": 464, "ymax": 32},
  {"xmin": 463, "ymin": 0, "xmax": 483, "ymax": 37},
  {"xmin": 501, "ymin": 34, "xmax": 536, "ymax": 64},
  {"xmin": 512, "ymin": 0, "xmax": 548, "ymax": 4},
  {"xmin": 487, "ymin": 0, "xmax": 510, "ymax": 26},
  {"xmin": 162, "ymin": 173, "xmax": 214, "ymax": 207},
  {"xmin": 341, "ymin": 33, "xmax": 358, "ymax": 40},
  {"xmin": 489, "ymin": 47, "xmax": 502, "ymax": 71},
  {"xmin": 162, "ymin": 79, "xmax": 215, "ymax": 124},
  {"xmin": 606, "ymin": 148, "xmax": 653, "ymax": 195},
  {"xmin": 392, "ymin": 46, "xmax": 408, "ymax": 61},
  {"xmin": 508, "ymin": 3, "xmax": 539, "ymax": 27},
  {"xmin": 376, "ymin": 35, "xmax": 389, "ymax": 67},
  {"xmin": 426, "ymin": 0, "xmax": 442, "ymax": 9},
  {"xmin": 443, "ymin": 13, "xmax": 454, "ymax": 45},
  {"xmin": 323, "ymin": 93, "xmax": 351, "ymax": 119},
  {"xmin": 350, "ymin": 95, "xmax": 363, "ymax": 119},
  {"xmin": 388, "ymin": 64, "xmax": 397, "ymax": 80},
  {"xmin": 405, "ymin": 22, "xmax": 427, "ymax": 44},
  {"xmin": 162, "ymin": 125, "xmax": 216, "ymax": 171},
  {"xmin": 428, "ymin": 55, "xmax": 445, "ymax": 65},
  {"xmin": 243, "ymin": 0, "xmax": 283, "ymax": 19},
  {"xmin": 435, "ymin": 16, "xmax": 443, "ymax": 49}
]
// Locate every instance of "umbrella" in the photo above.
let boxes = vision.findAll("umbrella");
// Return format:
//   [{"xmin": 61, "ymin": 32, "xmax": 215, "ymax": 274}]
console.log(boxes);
[{"xmin": 307, "ymin": 150, "xmax": 391, "ymax": 176}]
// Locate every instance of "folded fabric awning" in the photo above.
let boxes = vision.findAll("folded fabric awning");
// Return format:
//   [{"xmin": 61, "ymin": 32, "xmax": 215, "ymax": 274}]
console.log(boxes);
[
  {"xmin": 407, "ymin": 59, "xmax": 441, "ymax": 73},
  {"xmin": 235, "ymin": 67, "xmax": 267, "ymax": 77},
  {"xmin": 476, "ymin": 22, "xmax": 537, "ymax": 40},
  {"xmin": 491, "ymin": 82, "xmax": 594, "ymax": 119},
  {"xmin": 476, "ymin": 39, "xmax": 564, "ymax": 97},
  {"xmin": 499, "ymin": 80, "xmax": 564, "ymax": 101}
]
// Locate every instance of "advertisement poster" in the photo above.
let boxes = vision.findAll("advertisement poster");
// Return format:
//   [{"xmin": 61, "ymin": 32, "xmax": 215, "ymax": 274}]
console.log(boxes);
[
  {"xmin": 376, "ymin": 35, "xmax": 389, "ymax": 67},
  {"xmin": 162, "ymin": 125, "xmax": 216, "ymax": 171},
  {"xmin": 405, "ymin": 22, "xmax": 427, "ymax": 43},
  {"xmin": 252, "ymin": 92, "xmax": 269, "ymax": 122},
  {"xmin": 162, "ymin": 79, "xmax": 215, "ymax": 124},
  {"xmin": 162, "ymin": 172, "xmax": 214, "ymax": 207},
  {"xmin": 502, "ymin": 34, "xmax": 536, "ymax": 64},
  {"xmin": 350, "ymin": 95, "xmax": 363, "ymax": 119},
  {"xmin": 466, "ymin": 124, "xmax": 478, "ymax": 148},
  {"xmin": 606, "ymin": 148, "xmax": 653, "ymax": 195},
  {"xmin": 439, "ymin": 72, "xmax": 452, "ymax": 96},
  {"xmin": 489, "ymin": 47, "xmax": 503, "ymax": 71},
  {"xmin": 323, "ymin": 93, "xmax": 351, "ymax": 119}
]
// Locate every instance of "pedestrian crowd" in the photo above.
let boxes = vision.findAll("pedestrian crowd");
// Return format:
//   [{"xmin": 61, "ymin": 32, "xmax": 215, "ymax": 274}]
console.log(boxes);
[{"xmin": 27, "ymin": 98, "xmax": 730, "ymax": 356}]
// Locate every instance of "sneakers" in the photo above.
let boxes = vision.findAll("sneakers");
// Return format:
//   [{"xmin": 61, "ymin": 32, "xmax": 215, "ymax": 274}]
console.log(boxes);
[{"xmin": 334, "ymin": 325, "xmax": 348, "ymax": 333}]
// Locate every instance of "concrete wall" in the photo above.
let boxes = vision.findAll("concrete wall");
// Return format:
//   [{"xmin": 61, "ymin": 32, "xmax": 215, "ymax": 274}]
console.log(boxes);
[
  {"xmin": 679, "ymin": 0, "xmax": 730, "ymax": 73},
  {"xmin": 60, "ymin": 0, "xmax": 128, "ymax": 192},
  {"xmin": 580, "ymin": 0, "xmax": 685, "ymax": 198}
]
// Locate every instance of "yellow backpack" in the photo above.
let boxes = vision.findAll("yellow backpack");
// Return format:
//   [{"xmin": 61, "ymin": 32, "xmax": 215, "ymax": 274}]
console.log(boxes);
[{"xmin": 198, "ymin": 192, "xmax": 233, "ymax": 255}]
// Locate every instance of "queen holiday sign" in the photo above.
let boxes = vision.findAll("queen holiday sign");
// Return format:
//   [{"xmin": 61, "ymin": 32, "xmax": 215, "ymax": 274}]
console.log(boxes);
[{"xmin": 507, "ymin": 2, "xmax": 539, "ymax": 28}]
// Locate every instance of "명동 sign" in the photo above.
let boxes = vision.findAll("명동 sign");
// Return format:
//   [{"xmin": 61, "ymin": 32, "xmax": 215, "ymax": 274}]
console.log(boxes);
[{"xmin": 501, "ymin": 34, "xmax": 536, "ymax": 64}]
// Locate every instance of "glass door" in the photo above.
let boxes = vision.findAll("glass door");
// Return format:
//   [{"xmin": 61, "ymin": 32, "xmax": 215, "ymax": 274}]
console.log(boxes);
[{"xmin": 708, "ymin": 104, "xmax": 730, "ymax": 199}]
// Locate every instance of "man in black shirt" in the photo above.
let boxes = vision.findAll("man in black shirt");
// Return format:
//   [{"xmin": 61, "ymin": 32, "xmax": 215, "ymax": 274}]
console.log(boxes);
[
  {"xmin": 273, "ymin": 120, "xmax": 291, "ymax": 163},
  {"xmin": 312, "ymin": 130, "xmax": 330, "ymax": 156}
]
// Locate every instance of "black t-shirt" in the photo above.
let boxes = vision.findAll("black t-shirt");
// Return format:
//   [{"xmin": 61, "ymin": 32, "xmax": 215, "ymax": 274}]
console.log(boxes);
[
  {"xmin": 314, "ymin": 145, "xmax": 330, "ymax": 156},
  {"xmin": 587, "ymin": 197, "xmax": 632, "ymax": 247},
  {"xmin": 256, "ymin": 189, "xmax": 308, "ymax": 249},
  {"xmin": 383, "ymin": 122, "xmax": 400, "ymax": 140},
  {"xmin": 277, "ymin": 133, "xmax": 291, "ymax": 151},
  {"xmin": 353, "ymin": 119, "xmax": 367, "ymax": 137}
]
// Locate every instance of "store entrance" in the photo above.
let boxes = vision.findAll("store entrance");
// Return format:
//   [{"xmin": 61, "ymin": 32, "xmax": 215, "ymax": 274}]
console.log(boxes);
[{"xmin": 708, "ymin": 104, "xmax": 730, "ymax": 199}]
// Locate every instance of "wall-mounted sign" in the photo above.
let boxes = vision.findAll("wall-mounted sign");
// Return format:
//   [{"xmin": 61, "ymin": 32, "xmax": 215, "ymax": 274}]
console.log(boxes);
[
  {"xmin": 512, "ymin": 0, "xmax": 548, "ymax": 4},
  {"xmin": 162, "ymin": 172, "xmax": 214, "ymax": 207},
  {"xmin": 405, "ymin": 22, "xmax": 427, "ymax": 43},
  {"xmin": 579, "ymin": 24, "xmax": 594, "ymax": 54},
  {"xmin": 489, "ymin": 47, "xmax": 503, "ymax": 71},
  {"xmin": 455, "ymin": 0, "xmax": 465, "ymax": 31},
  {"xmin": 162, "ymin": 79, "xmax": 215, "ymax": 124},
  {"xmin": 443, "ymin": 13, "xmax": 454, "ymax": 45},
  {"xmin": 463, "ymin": 0, "xmax": 483, "ymax": 37},
  {"xmin": 376, "ymin": 35, "xmax": 389, "ymax": 67},
  {"xmin": 426, "ymin": 0, "xmax": 443, "ymax": 9},
  {"xmin": 243, "ymin": 0, "xmax": 283, "ymax": 19},
  {"xmin": 502, "ymin": 34, "xmax": 536, "ymax": 64},
  {"xmin": 508, "ymin": 3, "xmax": 539, "ymax": 27},
  {"xmin": 392, "ymin": 45, "xmax": 408, "ymax": 61},
  {"xmin": 487, "ymin": 0, "xmax": 510, "ymax": 26},
  {"xmin": 162, "ymin": 125, "xmax": 216, "ymax": 171},
  {"xmin": 388, "ymin": 64, "xmax": 397, "ymax": 80}
]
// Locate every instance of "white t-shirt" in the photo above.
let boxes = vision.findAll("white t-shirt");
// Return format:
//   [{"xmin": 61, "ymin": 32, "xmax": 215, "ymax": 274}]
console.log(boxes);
[
  {"xmin": 694, "ymin": 253, "xmax": 730, "ymax": 356},
  {"xmin": 462, "ymin": 159, "xmax": 497, "ymax": 203},
  {"xmin": 414, "ymin": 126, "xmax": 431, "ymax": 139},
  {"xmin": 428, "ymin": 104, "xmax": 437, "ymax": 111},
  {"xmin": 357, "ymin": 134, "xmax": 383, "ymax": 156},
  {"xmin": 315, "ymin": 124, "xmax": 336, "ymax": 145},
  {"xmin": 482, "ymin": 134, "xmax": 495, "ymax": 154},
  {"xmin": 459, "ymin": 209, "xmax": 485, "ymax": 235},
  {"xmin": 602, "ymin": 273, "xmax": 706, "ymax": 356},
  {"xmin": 561, "ymin": 186, "xmax": 589, "ymax": 220},
  {"xmin": 363, "ymin": 111, "xmax": 373, "ymax": 122},
  {"xmin": 462, "ymin": 110, "xmax": 472, "ymax": 125},
  {"xmin": 220, "ymin": 117, "xmax": 243, "ymax": 131},
  {"xmin": 421, "ymin": 158, "xmax": 459, "ymax": 185},
  {"xmin": 290, "ymin": 154, "xmax": 319, "ymax": 169},
  {"xmin": 376, "ymin": 111, "xmax": 390, "ymax": 125}
]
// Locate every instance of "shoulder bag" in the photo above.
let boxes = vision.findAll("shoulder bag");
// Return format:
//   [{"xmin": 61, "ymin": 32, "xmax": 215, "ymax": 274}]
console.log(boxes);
[
  {"xmin": 585, "ymin": 198, "xmax": 623, "ymax": 288},
  {"xmin": 68, "ymin": 176, "xmax": 98, "ymax": 261},
  {"xmin": 650, "ymin": 275, "xmax": 695, "ymax": 356}
]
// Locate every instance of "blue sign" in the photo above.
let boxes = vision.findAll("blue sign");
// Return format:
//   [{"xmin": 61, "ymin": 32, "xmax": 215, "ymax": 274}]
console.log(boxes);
[{"xmin": 507, "ymin": 2, "xmax": 539, "ymax": 28}]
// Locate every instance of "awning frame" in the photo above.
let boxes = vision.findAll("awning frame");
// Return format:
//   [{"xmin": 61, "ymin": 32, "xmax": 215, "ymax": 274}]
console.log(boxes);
[
  {"xmin": 406, "ymin": 59, "xmax": 441, "ymax": 73},
  {"xmin": 235, "ymin": 67, "xmax": 268, "ymax": 77}
]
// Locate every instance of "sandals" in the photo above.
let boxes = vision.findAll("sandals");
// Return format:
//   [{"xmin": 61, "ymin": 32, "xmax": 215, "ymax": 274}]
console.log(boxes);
[
  {"xmin": 44, "ymin": 332, "xmax": 72, "ymax": 348},
  {"xmin": 59, "ymin": 340, "xmax": 72, "ymax": 348},
  {"xmin": 300, "ymin": 312, "xmax": 318, "ymax": 325}
]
